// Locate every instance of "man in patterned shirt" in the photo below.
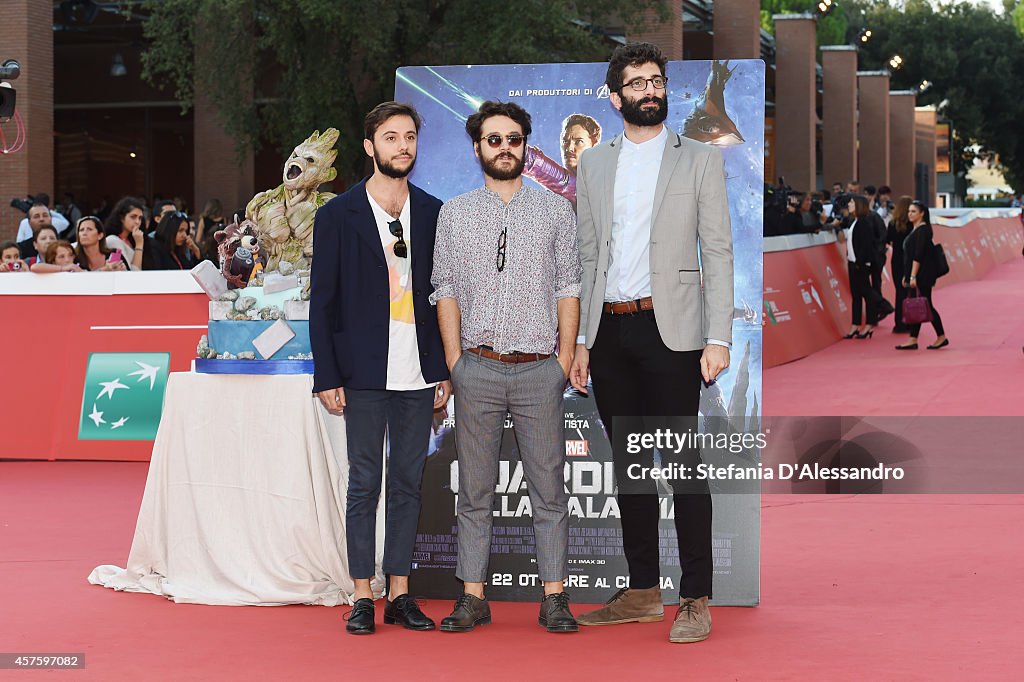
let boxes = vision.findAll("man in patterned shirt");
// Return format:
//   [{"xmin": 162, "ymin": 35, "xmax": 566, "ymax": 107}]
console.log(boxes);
[{"xmin": 430, "ymin": 101, "xmax": 582, "ymax": 634}]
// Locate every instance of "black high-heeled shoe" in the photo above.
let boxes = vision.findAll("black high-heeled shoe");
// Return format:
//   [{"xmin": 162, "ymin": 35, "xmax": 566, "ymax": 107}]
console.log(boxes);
[
  {"xmin": 895, "ymin": 342, "xmax": 918, "ymax": 350},
  {"xmin": 855, "ymin": 328, "xmax": 874, "ymax": 339},
  {"xmin": 843, "ymin": 331, "xmax": 859, "ymax": 339}
]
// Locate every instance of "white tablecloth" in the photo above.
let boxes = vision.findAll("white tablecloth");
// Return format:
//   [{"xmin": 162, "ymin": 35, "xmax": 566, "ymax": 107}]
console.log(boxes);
[{"xmin": 89, "ymin": 372, "xmax": 384, "ymax": 606}]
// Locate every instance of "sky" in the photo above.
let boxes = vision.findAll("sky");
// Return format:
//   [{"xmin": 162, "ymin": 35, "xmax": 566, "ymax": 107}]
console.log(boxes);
[{"xmin": 958, "ymin": 0, "xmax": 1010, "ymax": 11}]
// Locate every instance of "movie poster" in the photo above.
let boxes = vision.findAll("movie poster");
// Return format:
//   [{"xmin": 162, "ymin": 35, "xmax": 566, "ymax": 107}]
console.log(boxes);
[{"xmin": 398, "ymin": 61, "xmax": 764, "ymax": 605}]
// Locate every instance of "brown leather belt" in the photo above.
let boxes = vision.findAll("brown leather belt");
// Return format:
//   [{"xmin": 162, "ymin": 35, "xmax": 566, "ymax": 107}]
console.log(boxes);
[
  {"xmin": 603, "ymin": 296, "xmax": 654, "ymax": 315},
  {"xmin": 469, "ymin": 346, "xmax": 550, "ymax": 364}
]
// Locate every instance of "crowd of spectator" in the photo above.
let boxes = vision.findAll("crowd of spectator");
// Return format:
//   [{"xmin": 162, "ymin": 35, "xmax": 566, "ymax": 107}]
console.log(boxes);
[
  {"xmin": 1, "ymin": 192, "xmax": 233, "ymax": 274},
  {"xmin": 763, "ymin": 177, "xmax": 952, "ymax": 348}
]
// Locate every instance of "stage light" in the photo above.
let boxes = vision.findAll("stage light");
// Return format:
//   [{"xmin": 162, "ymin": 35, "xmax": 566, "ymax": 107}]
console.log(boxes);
[
  {"xmin": 817, "ymin": 0, "xmax": 835, "ymax": 18},
  {"xmin": 888, "ymin": 55, "xmax": 904, "ymax": 71},
  {"xmin": 129, "ymin": 152, "xmax": 137, "ymax": 159},
  {"xmin": 918, "ymin": 80, "xmax": 932, "ymax": 94},
  {"xmin": 859, "ymin": 28, "xmax": 873, "ymax": 44}
]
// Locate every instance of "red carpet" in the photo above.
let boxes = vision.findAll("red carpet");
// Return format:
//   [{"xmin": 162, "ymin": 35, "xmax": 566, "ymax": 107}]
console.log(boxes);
[
  {"xmin": 764, "ymin": 258, "xmax": 1024, "ymax": 416},
  {"xmin": 2, "ymin": 461, "xmax": 1022, "ymax": 680}
]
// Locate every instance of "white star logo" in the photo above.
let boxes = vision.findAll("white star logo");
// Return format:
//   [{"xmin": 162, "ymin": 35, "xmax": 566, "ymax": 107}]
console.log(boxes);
[
  {"xmin": 88, "ymin": 404, "xmax": 106, "ymax": 427},
  {"xmin": 127, "ymin": 361, "xmax": 161, "ymax": 390},
  {"xmin": 110, "ymin": 416, "xmax": 130, "ymax": 430},
  {"xmin": 96, "ymin": 377, "xmax": 129, "ymax": 400}
]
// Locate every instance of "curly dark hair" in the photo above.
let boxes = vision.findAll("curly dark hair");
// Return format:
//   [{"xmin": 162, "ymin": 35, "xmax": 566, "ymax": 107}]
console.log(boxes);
[
  {"xmin": 104, "ymin": 196, "xmax": 146, "ymax": 238},
  {"xmin": 465, "ymin": 101, "xmax": 532, "ymax": 144},
  {"xmin": 605, "ymin": 42, "xmax": 668, "ymax": 91}
]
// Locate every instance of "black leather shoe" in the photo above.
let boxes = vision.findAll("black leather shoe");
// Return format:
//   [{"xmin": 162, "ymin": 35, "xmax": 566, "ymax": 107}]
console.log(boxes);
[
  {"xmin": 345, "ymin": 597, "xmax": 375, "ymax": 634},
  {"xmin": 539, "ymin": 592, "xmax": 579, "ymax": 633},
  {"xmin": 439, "ymin": 593, "xmax": 491, "ymax": 632},
  {"xmin": 384, "ymin": 594, "xmax": 435, "ymax": 630}
]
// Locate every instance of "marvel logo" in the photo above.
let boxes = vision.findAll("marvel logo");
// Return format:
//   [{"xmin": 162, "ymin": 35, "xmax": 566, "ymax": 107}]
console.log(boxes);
[{"xmin": 565, "ymin": 440, "xmax": 589, "ymax": 457}]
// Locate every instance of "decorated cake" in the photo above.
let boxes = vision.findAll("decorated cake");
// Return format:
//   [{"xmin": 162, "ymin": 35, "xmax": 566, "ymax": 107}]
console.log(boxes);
[{"xmin": 190, "ymin": 128, "xmax": 339, "ymax": 374}]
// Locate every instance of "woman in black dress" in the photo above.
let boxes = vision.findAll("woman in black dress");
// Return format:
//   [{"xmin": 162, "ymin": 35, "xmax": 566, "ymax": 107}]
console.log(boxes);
[
  {"xmin": 887, "ymin": 196, "xmax": 913, "ymax": 333},
  {"xmin": 896, "ymin": 201, "xmax": 949, "ymax": 350}
]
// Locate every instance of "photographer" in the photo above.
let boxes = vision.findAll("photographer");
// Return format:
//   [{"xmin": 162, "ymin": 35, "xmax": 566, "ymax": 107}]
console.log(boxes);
[
  {"xmin": 825, "ymin": 192, "xmax": 852, "ymax": 234},
  {"xmin": 777, "ymin": 192, "xmax": 806, "ymax": 235},
  {"xmin": 876, "ymin": 185, "xmax": 894, "ymax": 225}
]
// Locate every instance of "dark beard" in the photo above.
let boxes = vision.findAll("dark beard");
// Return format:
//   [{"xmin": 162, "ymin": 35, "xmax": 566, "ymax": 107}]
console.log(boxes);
[
  {"xmin": 375, "ymin": 149, "xmax": 415, "ymax": 178},
  {"xmin": 480, "ymin": 151, "xmax": 525, "ymax": 181},
  {"xmin": 619, "ymin": 94, "xmax": 668, "ymax": 127}
]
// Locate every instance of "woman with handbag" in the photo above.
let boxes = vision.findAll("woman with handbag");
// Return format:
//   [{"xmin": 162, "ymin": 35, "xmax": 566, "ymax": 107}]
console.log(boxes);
[
  {"xmin": 896, "ymin": 201, "xmax": 949, "ymax": 350},
  {"xmin": 842, "ymin": 195, "xmax": 881, "ymax": 339},
  {"xmin": 887, "ymin": 196, "xmax": 913, "ymax": 333}
]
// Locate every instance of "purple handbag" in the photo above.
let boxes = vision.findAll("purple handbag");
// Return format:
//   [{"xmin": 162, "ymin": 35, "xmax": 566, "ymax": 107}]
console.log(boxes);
[{"xmin": 902, "ymin": 288, "xmax": 932, "ymax": 325}]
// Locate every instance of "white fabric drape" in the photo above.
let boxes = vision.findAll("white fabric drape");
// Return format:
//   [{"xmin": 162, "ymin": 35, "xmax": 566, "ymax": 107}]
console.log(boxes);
[{"xmin": 89, "ymin": 372, "xmax": 385, "ymax": 606}]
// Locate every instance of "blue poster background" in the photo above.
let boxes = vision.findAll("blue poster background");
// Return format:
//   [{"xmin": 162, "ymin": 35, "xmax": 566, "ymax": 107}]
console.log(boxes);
[
  {"xmin": 397, "ymin": 61, "xmax": 763, "ymax": 419},
  {"xmin": 398, "ymin": 61, "xmax": 764, "ymax": 604}
]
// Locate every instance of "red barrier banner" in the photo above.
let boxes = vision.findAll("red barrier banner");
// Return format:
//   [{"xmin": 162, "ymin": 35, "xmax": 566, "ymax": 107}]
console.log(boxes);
[
  {"xmin": 1, "ymin": 272, "xmax": 207, "ymax": 461},
  {"xmin": 764, "ymin": 214, "xmax": 1023, "ymax": 369}
]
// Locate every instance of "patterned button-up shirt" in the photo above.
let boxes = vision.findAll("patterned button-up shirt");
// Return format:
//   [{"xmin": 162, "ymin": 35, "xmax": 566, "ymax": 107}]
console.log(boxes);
[{"xmin": 430, "ymin": 184, "xmax": 582, "ymax": 354}]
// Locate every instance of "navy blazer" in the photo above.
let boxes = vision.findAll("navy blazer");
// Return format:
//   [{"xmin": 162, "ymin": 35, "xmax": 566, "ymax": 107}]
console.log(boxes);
[{"xmin": 310, "ymin": 178, "xmax": 448, "ymax": 392}]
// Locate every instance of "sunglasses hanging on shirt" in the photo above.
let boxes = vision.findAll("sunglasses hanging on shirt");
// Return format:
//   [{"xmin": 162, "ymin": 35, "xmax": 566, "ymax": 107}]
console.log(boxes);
[
  {"xmin": 496, "ymin": 223, "xmax": 508, "ymax": 272},
  {"xmin": 389, "ymin": 219, "xmax": 408, "ymax": 258}
]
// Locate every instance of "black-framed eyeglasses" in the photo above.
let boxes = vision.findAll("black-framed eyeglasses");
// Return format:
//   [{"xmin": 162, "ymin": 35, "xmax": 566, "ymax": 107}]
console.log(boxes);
[
  {"xmin": 481, "ymin": 133, "xmax": 525, "ymax": 149},
  {"xmin": 496, "ymin": 224, "xmax": 508, "ymax": 273},
  {"xmin": 389, "ymin": 219, "xmax": 408, "ymax": 258},
  {"xmin": 620, "ymin": 75, "xmax": 669, "ymax": 92}
]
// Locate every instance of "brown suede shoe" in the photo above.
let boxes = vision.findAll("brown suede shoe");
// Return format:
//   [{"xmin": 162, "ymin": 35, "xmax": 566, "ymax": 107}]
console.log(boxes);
[
  {"xmin": 575, "ymin": 586, "xmax": 664, "ymax": 626},
  {"xmin": 669, "ymin": 596, "xmax": 711, "ymax": 643}
]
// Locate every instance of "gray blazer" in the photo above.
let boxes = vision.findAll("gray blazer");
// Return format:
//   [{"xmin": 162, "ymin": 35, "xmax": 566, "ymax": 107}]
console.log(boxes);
[{"xmin": 576, "ymin": 131, "xmax": 734, "ymax": 352}]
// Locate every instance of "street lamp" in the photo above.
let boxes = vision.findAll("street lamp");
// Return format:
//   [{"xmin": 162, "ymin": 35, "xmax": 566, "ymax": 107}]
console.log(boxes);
[
  {"xmin": 918, "ymin": 80, "xmax": 932, "ymax": 94},
  {"xmin": 888, "ymin": 55, "xmax": 904, "ymax": 71},
  {"xmin": 817, "ymin": 0, "xmax": 835, "ymax": 18},
  {"xmin": 859, "ymin": 28, "xmax": 873, "ymax": 44}
]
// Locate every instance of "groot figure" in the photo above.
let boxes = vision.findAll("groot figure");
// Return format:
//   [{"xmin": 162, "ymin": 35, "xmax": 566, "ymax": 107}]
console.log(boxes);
[{"xmin": 247, "ymin": 128, "xmax": 339, "ymax": 269}]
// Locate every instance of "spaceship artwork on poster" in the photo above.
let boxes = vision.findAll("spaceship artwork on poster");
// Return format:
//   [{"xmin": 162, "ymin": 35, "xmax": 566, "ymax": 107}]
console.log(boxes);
[
  {"xmin": 246, "ymin": 128, "xmax": 340, "ymax": 269},
  {"xmin": 682, "ymin": 60, "xmax": 745, "ymax": 147}
]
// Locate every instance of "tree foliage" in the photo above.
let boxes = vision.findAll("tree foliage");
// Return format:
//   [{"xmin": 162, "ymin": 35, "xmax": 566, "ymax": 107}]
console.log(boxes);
[
  {"xmin": 1013, "ymin": 2, "xmax": 1024, "ymax": 38},
  {"xmin": 140, "ymin": 0, "xmax": 667, "ymax": 183},
  {"xmin": 845, "ymin": 0, "xmax": 1024, "ymax": 192}
]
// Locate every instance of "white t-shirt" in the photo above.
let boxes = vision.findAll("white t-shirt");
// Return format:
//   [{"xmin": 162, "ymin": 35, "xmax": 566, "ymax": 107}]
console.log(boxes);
[
  {"xmin": 846, "ymin": 218, "xmax": 858, "ymax": 263},
  {"xmin": 366, "ymin": 190, "xmax": 431, "ymax": 391}
]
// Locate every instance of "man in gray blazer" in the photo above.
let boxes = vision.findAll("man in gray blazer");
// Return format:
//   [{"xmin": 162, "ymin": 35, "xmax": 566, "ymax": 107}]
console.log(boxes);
[{"xmin": 569, "ymin": 42, "xmax": 734, "ymax": 644}]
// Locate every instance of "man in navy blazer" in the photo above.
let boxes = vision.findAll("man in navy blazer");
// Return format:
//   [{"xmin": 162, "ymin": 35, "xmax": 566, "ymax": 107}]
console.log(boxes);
[{"xmin": 310, "ymin": 101, "xmax": 450, "ymax": 635}]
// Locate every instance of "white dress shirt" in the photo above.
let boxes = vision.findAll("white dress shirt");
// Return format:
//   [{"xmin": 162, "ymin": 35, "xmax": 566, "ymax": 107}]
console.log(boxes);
[{"xmin": 604, "ymin": 126, "xmax": 666, "ymax": 302}]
